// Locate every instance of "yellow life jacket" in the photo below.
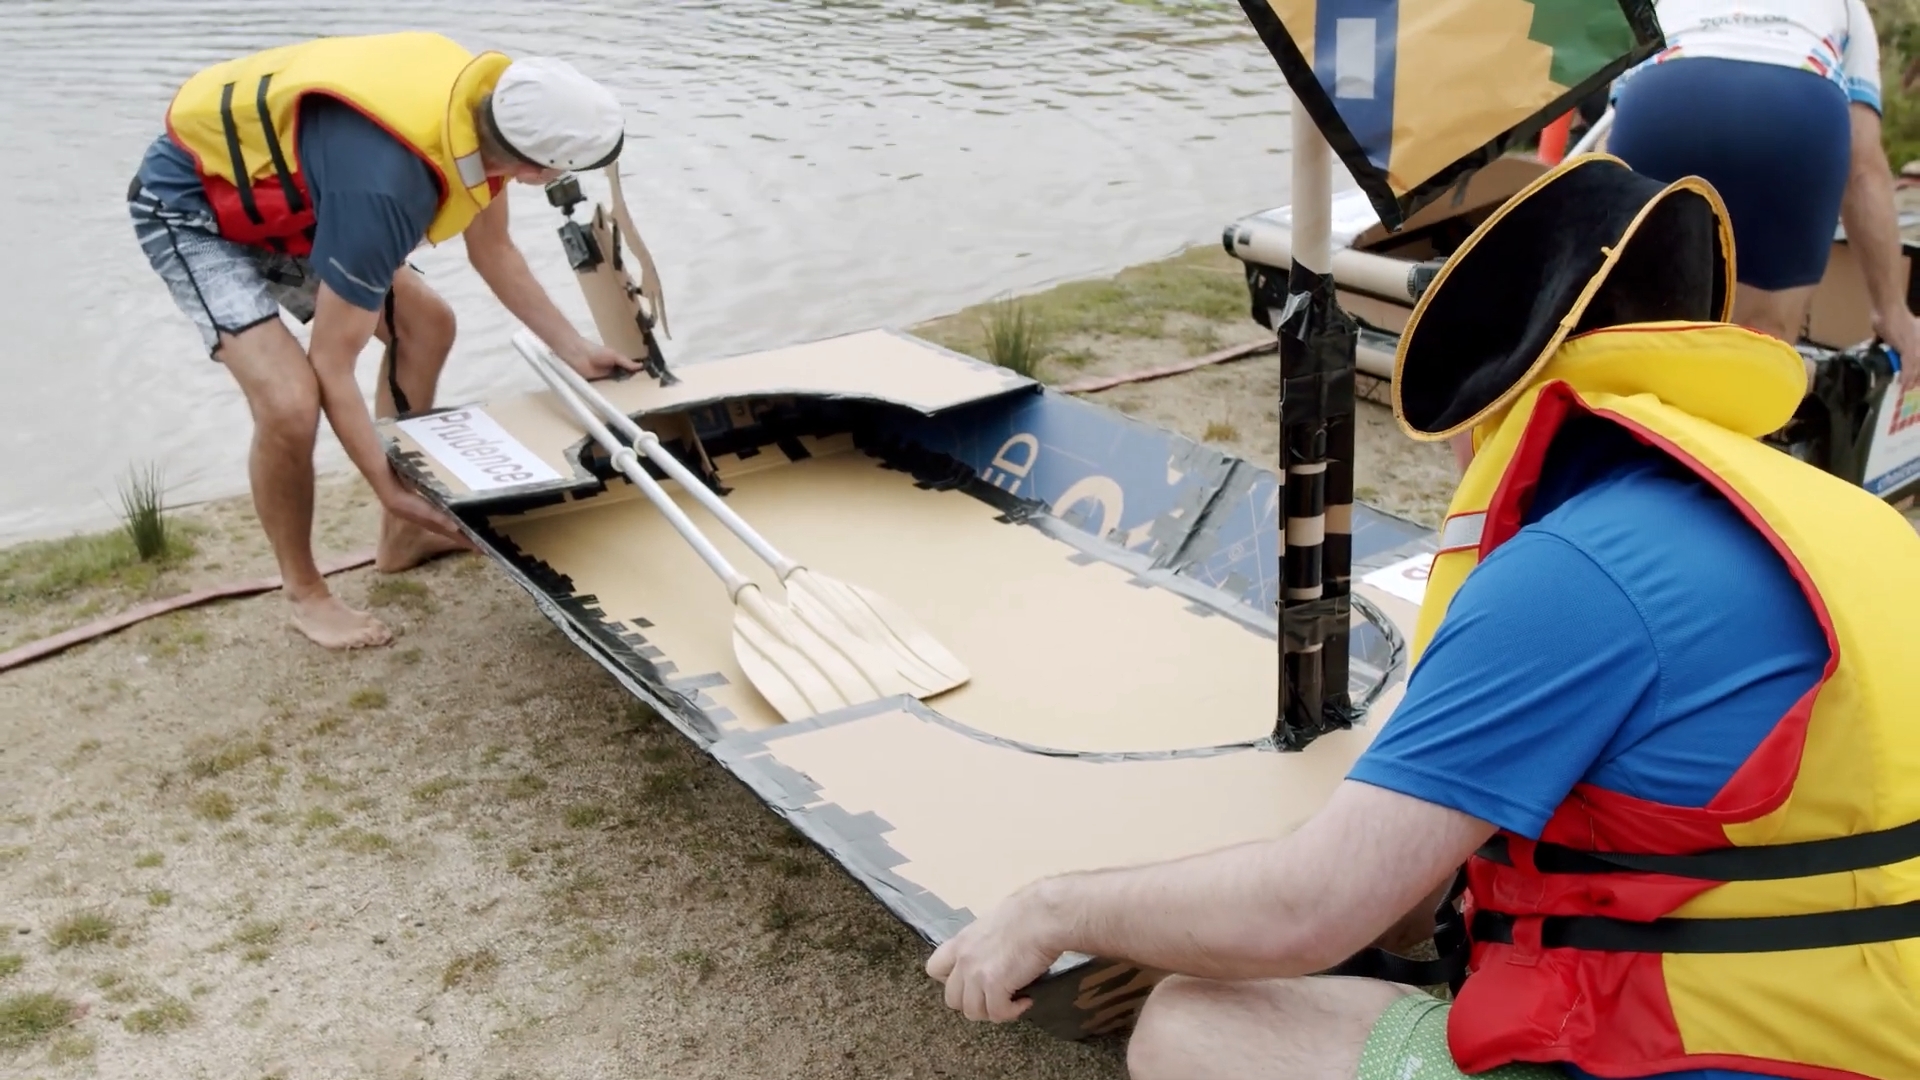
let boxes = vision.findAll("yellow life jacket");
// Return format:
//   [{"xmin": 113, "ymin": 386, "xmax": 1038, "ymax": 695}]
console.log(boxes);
[
  {"xmin": 1421, "ymin": 322, "xmax": 1920, "ymax": 1080},
  {"xmin": 163, "ymin": 31, "xmax": 509, "ymax": 256}
]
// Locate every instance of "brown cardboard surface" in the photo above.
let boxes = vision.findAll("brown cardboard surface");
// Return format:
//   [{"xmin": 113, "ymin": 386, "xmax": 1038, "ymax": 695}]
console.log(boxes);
[
  {"xmin": 384, "ymin": 330, "xmax": 1032, "ymax": 499},
  {"xmin": 587, "ymin": 328, "xmax": 1032, "ymax": 417},
  {"xmin": 496, "ymin": 436, "xmax": 1299, "ymax": 752},
  {"xmin": 742, "ymin": 582, "xmax": 1414, "ymax": 924}
]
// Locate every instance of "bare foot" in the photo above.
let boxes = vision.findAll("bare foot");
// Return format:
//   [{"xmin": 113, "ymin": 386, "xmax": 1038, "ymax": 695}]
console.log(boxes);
[
  {"xmin": 375, "ymin": 512, "xmax": 471, "ymax": 574},
  {"xmin": 289, "ymin": 592, "xmax": 393, "ymax": 650}
]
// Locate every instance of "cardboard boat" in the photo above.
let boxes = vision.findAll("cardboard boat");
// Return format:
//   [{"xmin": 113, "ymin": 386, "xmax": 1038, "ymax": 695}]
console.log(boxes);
[
  {"xmin": 375, "ymin": 177, "xmax": 1443, "ymax": 1039},
  {"xmin": 1221, "ymin": 153, "xmax": 1920, "ymax": 504}
]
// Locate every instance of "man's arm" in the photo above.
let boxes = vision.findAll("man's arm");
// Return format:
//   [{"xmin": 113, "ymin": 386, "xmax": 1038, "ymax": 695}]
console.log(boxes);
[
  {"xmin": 308, "ymin": 284, "xmax": 463, "ymax": 540},
  {"xmin": 1838, "ymin": 102, "xmax": 1920, "ymax": 372},
  {"xmin": 463, "ymin": 194, "xmax": 639, "ymax": 377},
  {"xmin": 925, "ymin": 783, "xmax": 1490, "ymax": 1023},
  {"xmin": 1046, "ymin": 781, "xmax": 1490, "ymax": 980}
]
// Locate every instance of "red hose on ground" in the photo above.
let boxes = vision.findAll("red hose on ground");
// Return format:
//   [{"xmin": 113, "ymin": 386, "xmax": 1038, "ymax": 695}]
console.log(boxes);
[{"xmin": 0, "ymin": 549, "xmax": 375, "ymax": 674}]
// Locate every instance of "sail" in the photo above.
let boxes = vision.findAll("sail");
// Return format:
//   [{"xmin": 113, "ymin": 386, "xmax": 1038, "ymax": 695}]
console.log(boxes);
[{"xmin": 1237, "ymin": 0, "xmax": 1663, "ymax": 230}]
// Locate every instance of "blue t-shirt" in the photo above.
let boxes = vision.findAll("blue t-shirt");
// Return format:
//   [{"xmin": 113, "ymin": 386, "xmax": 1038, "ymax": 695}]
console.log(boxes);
[
  {"xmin": 1349, "ymin": 415, "xmax": 1828, "ymax": 1080},
  {"xmin": 135, "ymin": 95, "xmax": 441, "ymax": 311}
]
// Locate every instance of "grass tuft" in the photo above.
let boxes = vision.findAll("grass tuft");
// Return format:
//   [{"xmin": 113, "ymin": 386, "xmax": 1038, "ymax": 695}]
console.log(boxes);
[
  {"xmin": 47, "ymin": 910, "xmax": 115, "ymax": 951},
  {"xmin": 440, "ymin": 947, "xmax": 499, "ymax": 990},
  {"xmin": 347, "ymin": 687, "xmax": 388, "ymax": 711},
  {"xmin": 187, "ymin": 790, "xmax": 236, "ymax": 822},
  {"xmin": 977, "ymin": 297, "xmax": 1056, "ymax": 378},
  {"xmin": 116, "ymin": 461, "xmax": 175, "ymax": 562},
  {"xmin": 0, "ymin": 991, "xmax": 79, "ymax": 1050},
  {"xmin": 0, "ymin": 954, "xmax": 21, "ymax": 979},
  {"xmin": 122, "ymin": 994, "xmax": 193, "ymax": 1035}
]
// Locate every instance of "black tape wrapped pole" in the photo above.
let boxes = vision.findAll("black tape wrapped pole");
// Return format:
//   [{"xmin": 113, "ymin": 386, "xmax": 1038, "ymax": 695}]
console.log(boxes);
[{"xmin": 1275, "ymin": 92, "xmax": 1359, "ymax": 751}]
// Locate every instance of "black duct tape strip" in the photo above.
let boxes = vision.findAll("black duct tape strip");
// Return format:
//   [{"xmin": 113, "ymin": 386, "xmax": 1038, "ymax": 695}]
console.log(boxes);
[
  {"xmin": 1470, "ymin": 899, "xmax": 1920, "ymax": 955},
  {"xmin": 1283, "ymin": 595, "xmax": 1347, "ymax": 651}
]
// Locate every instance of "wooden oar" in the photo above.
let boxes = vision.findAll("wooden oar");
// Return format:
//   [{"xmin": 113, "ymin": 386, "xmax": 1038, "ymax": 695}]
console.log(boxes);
[
  {"xmin": 510, "ymin": 333, "xmax": 915, "ymax": 722},
  {"xmin": 515, "ymin": 330, "xmax": 971, "ymax": 700}
]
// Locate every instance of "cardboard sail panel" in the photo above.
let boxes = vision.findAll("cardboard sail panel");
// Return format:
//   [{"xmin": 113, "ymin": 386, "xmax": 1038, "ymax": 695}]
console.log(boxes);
[{"xmin": 1236, "ymin": 0, "xmax": 1663, "ymax": 230}]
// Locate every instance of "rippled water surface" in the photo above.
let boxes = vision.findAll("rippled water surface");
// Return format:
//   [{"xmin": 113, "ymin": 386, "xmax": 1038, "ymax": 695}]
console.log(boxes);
[{"xmin": 0, "ymin": 0, "xmax": 1303, "ymax": 543}]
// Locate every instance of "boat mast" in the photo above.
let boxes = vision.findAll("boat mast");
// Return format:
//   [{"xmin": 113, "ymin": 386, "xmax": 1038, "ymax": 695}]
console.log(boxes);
[{"xmin": 1276, "ymin": 89, "xmax": 1359, "ymax": 750}]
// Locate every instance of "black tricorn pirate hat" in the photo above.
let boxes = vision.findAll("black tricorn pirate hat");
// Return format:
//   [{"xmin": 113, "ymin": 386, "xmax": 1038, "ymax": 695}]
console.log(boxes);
[{"xmin": 1391, "ymin": 153, "xmax": 1735, "ymax": 441}]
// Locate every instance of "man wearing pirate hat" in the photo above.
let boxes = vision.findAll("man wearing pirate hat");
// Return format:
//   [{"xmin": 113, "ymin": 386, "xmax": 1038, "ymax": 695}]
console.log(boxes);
[
  {"xmin": 128, "ymin": 33, "xmax": 643, "ymax": 651},
  {"xmin": 927, "ymin": 154, "xmax": 1920, "ymax": 1080}
]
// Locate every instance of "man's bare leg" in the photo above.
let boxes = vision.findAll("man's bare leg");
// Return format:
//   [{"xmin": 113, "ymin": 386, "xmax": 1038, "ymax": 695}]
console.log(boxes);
[
  {"xmin": 372, "ymin": 266, "xmax": 470, "ymax": 573},
  {"xmin": 1125, "ymin": 973, "xmax": 1420, "ymax": 1080},
  {"xmin": 216, "ymin": 318, "xmax": 392, "ymax": 649}
]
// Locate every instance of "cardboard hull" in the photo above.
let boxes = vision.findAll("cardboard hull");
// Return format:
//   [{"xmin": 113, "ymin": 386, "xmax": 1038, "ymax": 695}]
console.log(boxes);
[
  {"xmin": 1222, "ymin": 155, "xmax": 1920, "ymax": 505},
  {"xmin": 377, "ymin": 327, "xmax": 1436, "ymax": 1039}
]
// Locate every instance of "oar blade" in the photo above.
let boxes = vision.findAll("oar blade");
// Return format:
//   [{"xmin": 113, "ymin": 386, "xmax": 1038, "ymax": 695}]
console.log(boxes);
[
  {"xmin": 730, "ymin": 587, "xmax": 909, "ymax": 723},
  {"xmin": 785, "ymin": 569, "xmax": 970, "ymax": 698}
]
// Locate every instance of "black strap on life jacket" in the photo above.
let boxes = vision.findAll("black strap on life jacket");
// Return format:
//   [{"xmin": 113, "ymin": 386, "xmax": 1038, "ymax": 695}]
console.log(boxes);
[
  {"xmin": 216, "ymin": 74, "xmax": 307, "ymax": 252},
  {"xmin": 1469, "ymin": 819, "xmax": 1920, "ymax": 954},
  {"xmin": 217, "ymin": 81, "xmax": 262, "ymax": 226},
  {"xmin": 253, "ymin": 73, "xmax": 304, "ymax": 216},
  {"xmin": 1321, "ymin": 867, "xmax": 1472, "ymax": 993}
]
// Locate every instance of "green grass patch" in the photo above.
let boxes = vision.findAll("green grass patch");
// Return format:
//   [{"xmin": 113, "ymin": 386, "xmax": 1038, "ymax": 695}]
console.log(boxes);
[
  {"xmin": 367, "ymin": 578, "xmax": 434, "ymax": 612},
  {"xmin": 0, "ymin": 520, "xmax": 197, "ymax": 609},
  {"xmin": 47, "ymin": 910, "xmax": 115, "ymax": 950},
  {"xmin": 347, "ymin": 687, "xmax": 389, "ymax": 711},
  {"xmin": 133, "ymin": 851, "xmax": 164, "ymax": 869},
  {"xmin": 0, "ymin": 954, "xmax": 21, "ymax": 979},
  {"xmin": 47, "ymin": 1031, "xmax": 96, "ymax": 1063},
  {"xmin": 146, "ymin": 889, "xmax": 173, "ymax": 908},
  {"xmin": 122, "ymin": 994, "xmax": 193, "ymax": 1035},
  {"xmin": 563, "ymin": 803, "xmax": 609, "ymax": 829},
  {"xmin": 409, "ymin": 776, "xmax": 467, "ymax": 803},
  {"xmin": 330, "ymin": 828, "xmax": 394, "ymax": 855},
  {"xmin": 0, "ymin": 990, "xmax": 78, "ymax": 1049},
  {"xmin": 300, "ymin": 807, "xmax": 343, "ymax": 831},
  {"xmin": 914, "ymin": 245, "xmax": 1250, "ymax": 365},
  {"xmin": 505, "ymin": 773, "xmax": 548, "ymax": 799},
  {"xmin": 441, "ymin": 947, "xmax": 499, "ymax": 990},
  {"xmin": 187, "ymin": 736, "xmax": 272, "ymax": 780},
  {"xmin": 187, "ymin": 790, "xmax": 236, "ymax": 822}
]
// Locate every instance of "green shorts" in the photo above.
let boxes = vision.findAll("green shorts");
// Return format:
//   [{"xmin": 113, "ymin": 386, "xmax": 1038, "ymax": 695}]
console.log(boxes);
[{"xmin": 1359, "ymin": 993, "xmax": 1568, "ymax": 1080}]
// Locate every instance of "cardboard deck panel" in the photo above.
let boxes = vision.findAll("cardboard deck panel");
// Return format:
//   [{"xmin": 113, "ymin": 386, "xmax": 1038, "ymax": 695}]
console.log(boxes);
[{"xmin": 377, "ymin": 327, "xmax": 1436, "ymax": 1039}]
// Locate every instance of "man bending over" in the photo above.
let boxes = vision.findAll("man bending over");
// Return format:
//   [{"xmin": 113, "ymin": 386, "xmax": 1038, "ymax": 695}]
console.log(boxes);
[{"xmin": 130, "ymin": 32, "xmax": 640, "ymax": 649}]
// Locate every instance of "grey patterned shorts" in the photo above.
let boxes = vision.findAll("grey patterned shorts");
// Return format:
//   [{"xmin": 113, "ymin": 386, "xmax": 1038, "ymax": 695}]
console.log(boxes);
[{"xmin": 127, "ymin": 179, "xmax": 319, "ymax": 356}]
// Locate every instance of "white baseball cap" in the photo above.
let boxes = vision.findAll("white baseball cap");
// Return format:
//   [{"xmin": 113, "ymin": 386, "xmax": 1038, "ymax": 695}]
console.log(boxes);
[{"xmin": 488, "ymin": 56, "xmax": 625, "ymax": 171}]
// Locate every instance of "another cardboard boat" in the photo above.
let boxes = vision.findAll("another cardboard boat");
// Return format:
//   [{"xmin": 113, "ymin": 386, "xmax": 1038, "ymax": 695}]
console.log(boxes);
[
  {"xmin": 1221, "ymin": 153, "xmax": 1920, "ymax": 504},
  {"xmin": 375, "ymin": 183, "xmax": 1442, "ymax": 1039}
]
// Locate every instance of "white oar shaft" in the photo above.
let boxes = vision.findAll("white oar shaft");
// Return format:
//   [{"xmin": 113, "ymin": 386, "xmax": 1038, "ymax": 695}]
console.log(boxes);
[
  {"xmin": 524, "ymin": 335, "xmax": 802, "ymax": 579},
  {"xmin": 511, "ymin": 333, "xmax": 754, "ymax": 598}
]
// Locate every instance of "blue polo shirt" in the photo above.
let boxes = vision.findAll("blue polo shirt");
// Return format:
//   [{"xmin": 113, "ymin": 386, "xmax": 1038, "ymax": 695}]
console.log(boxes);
[
  {"xmin": 135, "ymin": 95, "xmax": 441, "ymax": 311},
  {"xmin": 1349, "ymin": 413, "xmax": 1829, "ymax": 1080}
]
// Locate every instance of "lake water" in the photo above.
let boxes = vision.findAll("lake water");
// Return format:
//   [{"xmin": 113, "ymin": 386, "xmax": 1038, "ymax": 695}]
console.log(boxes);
[{"xmin": 0, "ymin": 0, "xmax": 1308, "ymax": 545}]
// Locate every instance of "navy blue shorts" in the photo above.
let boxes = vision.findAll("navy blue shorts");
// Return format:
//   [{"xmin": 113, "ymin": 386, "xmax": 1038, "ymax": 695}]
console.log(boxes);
[{"xmin": 1609, "ymin": 56, "xmax": 1853, "ymax": 291}]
